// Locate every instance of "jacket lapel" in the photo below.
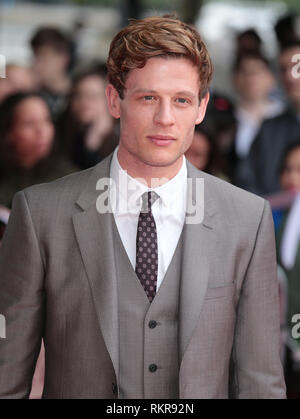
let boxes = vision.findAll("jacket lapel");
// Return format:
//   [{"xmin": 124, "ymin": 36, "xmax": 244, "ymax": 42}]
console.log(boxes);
[
  {"xmin": 72, "ymin": 155, "xmax": 120, "ymax": 379},
  {"xmin": 179, "ymin": 162, "xmax": 218, "ymax": 364}
]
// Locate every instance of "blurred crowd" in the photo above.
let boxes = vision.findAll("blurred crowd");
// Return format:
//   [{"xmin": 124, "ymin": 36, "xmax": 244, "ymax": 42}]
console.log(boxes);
[{"xmin": 0, "ymin": 12, "xmax": 300, "ymax": 398}]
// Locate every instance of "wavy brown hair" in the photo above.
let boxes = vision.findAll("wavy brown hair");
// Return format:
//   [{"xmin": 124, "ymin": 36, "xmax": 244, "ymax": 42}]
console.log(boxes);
[{"xmin": 107, "ymin": 15, "xmax": 213, "ymax": 100}]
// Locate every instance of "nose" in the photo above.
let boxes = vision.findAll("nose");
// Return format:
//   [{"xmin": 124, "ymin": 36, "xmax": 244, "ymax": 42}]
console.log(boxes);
[{"xmin": 153, "ymin": 100, "xmax": 175, "ymax": 127}]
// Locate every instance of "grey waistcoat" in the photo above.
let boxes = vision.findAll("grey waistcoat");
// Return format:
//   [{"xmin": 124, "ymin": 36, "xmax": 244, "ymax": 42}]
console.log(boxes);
[{"xmin": 113, "ymin": 221, "xmax": 183, "ymax": 399}]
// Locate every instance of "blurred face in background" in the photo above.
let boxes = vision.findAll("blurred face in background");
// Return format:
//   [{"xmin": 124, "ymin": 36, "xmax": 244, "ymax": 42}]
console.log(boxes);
[
  {"xmin": 279, "ymin": 46, "xmax": 300, "ymax": 107},
  {"xmin": 234, "ymin": 58, "xmax": 274, "ymax": 101},
  {"xmin": 185, "ymin": 130, "xmax": 211, "ymax": 171},
  {"xmin": 71, "ymin": 75, "xmax": 110, "ymax": 125},
  {"xmin": 280, "ymin": 145, "xmax": 300, "ymax": 193},
  {"xmin": 32, "ymin": 46, "xmax": 69, "ymax": 87},
  {"xmin": 6, "ymin": 96, "xmax": 54, "ymax": 168},
  {"xmin": 0, "ymin": 65, "xmax": 35, "ymax": 103}
]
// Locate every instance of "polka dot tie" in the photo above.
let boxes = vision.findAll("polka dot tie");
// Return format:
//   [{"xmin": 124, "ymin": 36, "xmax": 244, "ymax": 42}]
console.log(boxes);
[{"xmin": 135, "ymin": 191, "xmax": 159, "ymax": 303}]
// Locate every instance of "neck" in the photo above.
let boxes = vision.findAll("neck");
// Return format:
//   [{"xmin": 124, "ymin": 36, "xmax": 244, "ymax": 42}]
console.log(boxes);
[
  {"xmin": 239, "ymin": 97, "xmax": 270, "ymax": 120},
  {"xmin": 117, "ymin": 147, "xmax": 183, "ymax": 188},
  {"xmin": 15, "ymin": 153, "xmax": 40, "ymax": 169},
  {"xmin": 43, "ymin": 73, "xmax": 70, "ymax": 94}
]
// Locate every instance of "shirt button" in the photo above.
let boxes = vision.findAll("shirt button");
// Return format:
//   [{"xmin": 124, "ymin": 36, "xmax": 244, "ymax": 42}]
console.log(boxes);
[
  {"xmin": 149, "ymin": 364, "xmax": 158, "ymax": 373},
  {"xmin": 148, "ymin": 320, "xmax": 157, "ymax": 329}
]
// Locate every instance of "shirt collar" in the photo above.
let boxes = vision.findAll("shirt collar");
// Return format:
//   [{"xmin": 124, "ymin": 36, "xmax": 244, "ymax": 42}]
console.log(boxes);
[{"xmin": 110, "ymin": 146, "xmax": 187, "ymax": 214}]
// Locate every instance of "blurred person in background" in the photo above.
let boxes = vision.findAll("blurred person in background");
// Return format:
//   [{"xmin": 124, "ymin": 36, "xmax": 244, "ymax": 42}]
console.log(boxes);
[
  {"xmin": 59, "ymin": 63, "xmax": 119, "ymax": 170},
  {"xmin": 185, "ymin": 122, "xmax": 228, "ymax": 180},
  {"xmin": 0, "ymin": 92, "xmax": 77, "ymax": 209},
  {"xmin": 231, "ymin": 52, "xmax": 284, "ymax": 183},
  {"xmin": 0, "ymin": 64, "xmax": 35, "ymax": 104},
  {"xmin": 201, "ymin": 92, "xmax": 236, "ymax": 179},
  {"xmin": 235, "ymin": 41, "xmax": 300, "ymax": 195},
  {"xmin": 0, "ymin": 205, "xmax": 10, "ymax": 245},
  {"xmin": 275, "ymin": 14, "xmax": 300, "ymax": 50},
  {"xmin": 30, "ymin": 27, "xmax": 72, "ymax": 120},
  {"xmin": 276, "ymin": 142, "xmax": 300, "ymax": 398},
  {"xmin": 235, "ymin": 28, "xmax": 262, "ymax": 56},
  {"xmin": 280, "ymin": 143, "xmax": 300, "ymax": 194}
]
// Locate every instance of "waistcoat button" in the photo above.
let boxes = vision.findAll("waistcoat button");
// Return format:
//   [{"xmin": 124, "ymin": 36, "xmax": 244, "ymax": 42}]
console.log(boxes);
[
  {"xmin": 149, "ymin": 364, "xmax": 158, "ymax": 373},
  {"xmin": 148, "ymin": 320, "xmax": 157, "ymax": 329}
]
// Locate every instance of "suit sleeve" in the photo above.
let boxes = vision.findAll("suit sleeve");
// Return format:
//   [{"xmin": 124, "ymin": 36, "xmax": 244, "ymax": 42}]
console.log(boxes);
[
  {"xmin": 0, "ymin": 191, "xmax": 44, "ymax": 398},
  {"xmin": 231, "ymin": 200, "xmax": 286, "ymax": 398}
]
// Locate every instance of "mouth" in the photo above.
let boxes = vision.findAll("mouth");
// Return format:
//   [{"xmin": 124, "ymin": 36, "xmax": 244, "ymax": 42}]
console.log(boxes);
[{"xmin": 147, "ymin": 135, "xmax": 176, "ymax": 146}]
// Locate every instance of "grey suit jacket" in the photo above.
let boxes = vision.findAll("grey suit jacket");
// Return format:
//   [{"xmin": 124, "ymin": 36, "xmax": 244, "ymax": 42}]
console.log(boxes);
[{"xmin": 0, "ymin": 154, "xmax": 286, "ymax": 398}]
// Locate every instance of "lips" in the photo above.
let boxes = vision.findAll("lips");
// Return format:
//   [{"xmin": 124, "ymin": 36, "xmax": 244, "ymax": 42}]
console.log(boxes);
[{"xmin": 147, "ymin": 135, "xmax": 176, "ymax": 146}]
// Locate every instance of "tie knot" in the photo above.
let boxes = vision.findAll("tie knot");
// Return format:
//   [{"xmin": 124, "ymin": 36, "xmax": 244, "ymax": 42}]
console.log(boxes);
[{"xmin": 141, "ymin": 191, "xmax": 159, "ymax": 213}]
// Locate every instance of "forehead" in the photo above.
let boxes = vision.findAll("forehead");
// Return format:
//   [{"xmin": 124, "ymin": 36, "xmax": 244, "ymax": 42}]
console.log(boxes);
[
  {"xmin": 238, "ymin": 58, "xmax": 268, "ymax": 71},
  {"xmin": 76, "ymin": 75, "xmax": 105, "ymax": 89},
  {"xmin": 287, "ymin": 146, "xmax": 300, "ymax": 158},
  {"xmin": 124, "ymin": 56, "xmax": 200, "ymax": 94},
  {"xmin": 15, "ymin": 97, "xmax": 49, "ymax": 116}
]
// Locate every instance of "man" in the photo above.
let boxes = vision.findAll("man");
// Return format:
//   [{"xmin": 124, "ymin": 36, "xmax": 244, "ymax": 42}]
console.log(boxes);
[
  {"xmin": 0, "ymin": 16, "xmax": 285, "ymax": 398},
  {"xmin": 30, "ymin": 26, "xmax": 72, "ymax": 119},
  {"xmin": 235, "ymin": 41, "xmax": 300, "ymax": 195}
]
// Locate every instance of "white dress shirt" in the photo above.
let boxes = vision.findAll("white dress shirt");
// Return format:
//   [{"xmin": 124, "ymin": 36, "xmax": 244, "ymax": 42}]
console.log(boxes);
[
  {"xmin": 281, "ymin": 192, "xmax": 300, "ymax": 270},
  {"xmin": 109, "ymin": 147, "xmax": 187, "ymax": 291},
  {"xmin": 235, "ymin": 100, "xmax": 284, "ymax": 158}
]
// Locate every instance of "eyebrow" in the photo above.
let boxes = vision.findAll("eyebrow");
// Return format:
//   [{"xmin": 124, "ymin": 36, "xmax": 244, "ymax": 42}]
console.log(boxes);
[{"xmin": 132, "ymin": 88, "xmax": 197, "ymax": 99}]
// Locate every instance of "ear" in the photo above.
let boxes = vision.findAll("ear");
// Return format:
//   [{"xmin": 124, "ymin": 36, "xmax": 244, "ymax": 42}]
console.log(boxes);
[
  {"xmin": 195, "ymin": 91, "xmax": 210, "ymax": 125},
  {"xmin": 105, "ymin": 84, "xmax": 121, "ymax": 119}
]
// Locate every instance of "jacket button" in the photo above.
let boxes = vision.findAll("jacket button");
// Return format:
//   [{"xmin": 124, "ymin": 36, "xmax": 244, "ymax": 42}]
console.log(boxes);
[
  {"xmin": 112, "ymin": 382, "xmax": 118, "ymax": 394},
  {"xmin": 148, "ymin": 320, "xmax": 157, "ymax": 329},
  {"xmin": 149, "ymin": 364, "xmax": 158, "ymax": 373}
]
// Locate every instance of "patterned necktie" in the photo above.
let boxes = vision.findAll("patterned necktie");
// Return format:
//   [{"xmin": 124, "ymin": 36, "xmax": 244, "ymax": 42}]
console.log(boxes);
[{"xmin": 135, "ymin": 191, "xmax": 159, "ymax": 303}]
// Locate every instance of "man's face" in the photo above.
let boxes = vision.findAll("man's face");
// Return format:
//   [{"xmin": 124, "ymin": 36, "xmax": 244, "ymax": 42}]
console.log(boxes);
[
  {"xmin": 32, "ymin": 46, "xmax": 69, "ymax": 86},
  {"xmin": 7, "ymin": 97, "xmax": 54, "ymax": 165},
  {"xmin": 234, "ymin": 58, "xmax": 274, "ymax": 101},
  {"xmin": 280, "ymin": 146, "xmax": 300, "ymax": 193},
  {"xmin": 71, "ymin": 75, "xmax": 109, "ymax": 125},
  {"xmin": 279, "ymin": 46, "xmax": 300, "ymax": 106},
  {"xmin": 106, "ymin": 57, "xmax": 209, "ymax": 176}
]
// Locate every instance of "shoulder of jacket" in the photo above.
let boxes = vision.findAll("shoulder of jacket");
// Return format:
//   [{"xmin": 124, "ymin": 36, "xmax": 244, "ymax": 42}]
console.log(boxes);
[
  {"xmin": 199, "ymin": 170, "xmax": 266, "ymax": 220},
  {"xmin": 22, "ymin": 166, "xmax": 94, "ymax": 205}
]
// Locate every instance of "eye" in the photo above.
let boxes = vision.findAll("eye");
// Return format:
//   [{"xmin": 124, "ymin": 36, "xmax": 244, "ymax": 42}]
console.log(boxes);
[
  {"xmin": 143, "ymin": 95, "xmax": 155, "ymax": 101},
  {"xmin": 175, "ymin": 98, "xmax": 190, "ymax": 104}
]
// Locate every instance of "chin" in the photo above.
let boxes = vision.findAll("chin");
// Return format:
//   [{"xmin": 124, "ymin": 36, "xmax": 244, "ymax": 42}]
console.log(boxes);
[{"xmin": 142, "ymin": 153, "xmax": 181, "ymax": 168}]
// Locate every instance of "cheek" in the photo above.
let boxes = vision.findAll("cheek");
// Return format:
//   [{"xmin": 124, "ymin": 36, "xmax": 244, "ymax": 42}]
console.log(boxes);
[
  {"xmin": 121, "ymin": 106, "xmax": 148, "ymax": 132},
  {"xmin": 280, "ymin": 173, "xmax": 288, "ymax": 186},
  {"xmin": 46, "ymin": 124, "xmax": 55, "ymax": 141},
  {"xmin": 37, "ymin": 57, "xmax": 51, "ymax": 72},
  {"xmin": 13, "ymin": 132, "xmax": 35, "ymax": 151},
  {"xmin": 8, "ymin": 128, "xmax": 29, "ymax": 146},
  {"xmin": 295, "ymin": 172, "xmax": 300, "ymax": 186}
]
